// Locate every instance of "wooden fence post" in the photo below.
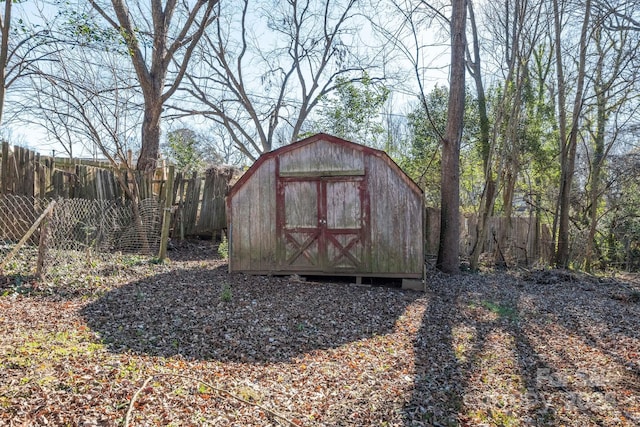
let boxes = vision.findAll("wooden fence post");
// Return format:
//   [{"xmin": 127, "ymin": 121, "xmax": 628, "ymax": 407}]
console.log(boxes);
[
  {"xmin": 0, "ymin": 200, "xmax": 56, "ymax": 273},
  {"xmin": 158, "ymin": 165, "xmax": 175, "ymax": 262},
  {"xmin": 1, "ymin": 141, "xmax": 9, "ymax": 195},
  {"xmin": 36, "ymin": 204, "xmax": 55, "ymax": 278}
]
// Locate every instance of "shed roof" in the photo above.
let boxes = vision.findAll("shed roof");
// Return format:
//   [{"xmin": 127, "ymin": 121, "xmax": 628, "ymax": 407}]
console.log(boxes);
[{"xmin": 229, "ymin": 133, "xmax": 422, "ymax": 199}]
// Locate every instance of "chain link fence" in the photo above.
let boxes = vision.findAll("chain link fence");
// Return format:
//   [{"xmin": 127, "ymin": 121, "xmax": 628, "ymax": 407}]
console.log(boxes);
[
  {"xmin": 0, "ymin": 195, "xmax": 49, "ymax": 279},
  {"xmin": 0, "ymin": 194, "xmax": 162, "ymax": 287}
]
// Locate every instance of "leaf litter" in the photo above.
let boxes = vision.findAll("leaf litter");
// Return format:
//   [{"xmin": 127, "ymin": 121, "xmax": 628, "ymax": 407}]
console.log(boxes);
[{"xmin": 0, "ymin": 241, "xmax": 638, "ymax": 426}]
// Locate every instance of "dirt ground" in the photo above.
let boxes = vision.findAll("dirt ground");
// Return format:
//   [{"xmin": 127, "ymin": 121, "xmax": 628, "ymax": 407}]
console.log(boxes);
[{"xmin": 1, "ymin": 240, "xmax": 639, "ymax": 426}]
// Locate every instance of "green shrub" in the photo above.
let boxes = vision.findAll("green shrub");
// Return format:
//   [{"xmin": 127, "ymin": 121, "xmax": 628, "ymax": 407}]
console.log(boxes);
[
  {"xmin": 217, "ymin": 236, "xmax": 229, "ymax": 259},
  {"xmin": 220, "ymin": 283, "xmax": 232, "ymax": 302}
]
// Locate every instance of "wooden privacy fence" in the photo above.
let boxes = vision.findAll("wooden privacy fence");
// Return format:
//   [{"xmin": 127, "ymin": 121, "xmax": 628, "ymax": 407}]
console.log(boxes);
[
  {"xmin": 1, "ymin": 141, "xmax": 126, "ymax": 199},
  {"xmin": 425, "ymin": 207, "xmax": 553, "ymax": 265},
  {"xmin": 2, "ymin": 141, "xmax": 550, "ymax": 265},
  {"xmin": 0, "ymin": 141, "xmax": 241, "ymax": 240},
  {"xmin": 171, "ymin": 165, "xmax": 241, "ymax": 239}
]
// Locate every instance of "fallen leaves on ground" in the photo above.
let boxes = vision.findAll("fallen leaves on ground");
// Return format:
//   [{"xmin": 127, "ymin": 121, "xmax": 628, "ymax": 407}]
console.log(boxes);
[{"xmin": 1, "ymin": 242, "xmax": 639, "ymax": 426}]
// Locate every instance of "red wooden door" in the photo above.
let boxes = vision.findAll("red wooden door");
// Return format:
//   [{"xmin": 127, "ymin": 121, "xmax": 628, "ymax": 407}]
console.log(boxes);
[
  {"xmin": 278, "ymin": 177, "xmax": 366, "ymax": 272},
  {"xmin": 280, "ymin": 179, "xmax": 322, "ymax": 270},
  {"xmin": 324, "ymin": 178, "xmax": 365, "ymax": 271}
]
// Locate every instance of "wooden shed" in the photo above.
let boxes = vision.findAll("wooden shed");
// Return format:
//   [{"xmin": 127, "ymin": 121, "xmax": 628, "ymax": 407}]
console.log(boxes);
[{"xmin": 226, "ymin": 133, "xmax": 424, "ymax": 280}]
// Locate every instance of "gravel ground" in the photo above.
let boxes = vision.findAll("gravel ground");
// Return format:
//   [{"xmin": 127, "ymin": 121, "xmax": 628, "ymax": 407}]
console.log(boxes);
[{"xmin": 0, "ymin": 240, "xmax": 639, "ymax": 426}]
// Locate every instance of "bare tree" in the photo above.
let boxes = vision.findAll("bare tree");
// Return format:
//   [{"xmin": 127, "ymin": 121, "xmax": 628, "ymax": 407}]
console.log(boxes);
[
  {"xmin": 593, "ymin": 0, "xmax": 640, "ymax": 31},
  {"xmin": 18, "ymin": 41, "xmax": 141, "ymax": 162},
  {"xmin": 20, "ymin": 41, "xmax": 156, "ymax": 250},
  {"xmin": 553, "ymin": 0, "xmax": 592, "ymax": 268},
  {"xmin": 466, "ymin": 0, "xmax": 494, "ymax": 270},
  {"xmin": 370, "ymin": 0, "xmax": 465, "ymax": 272},
  {"xmin": 201, "ymin": 123, "xmax": 247, "ymax": 166},
  {"xmin": 436, "ymin": 0, "xmax": 466, "ymax": 274},
  {"xmin": 370, "ymin": 0, "xmax": 450, "ymax": 145},
  {"xmin": 469, "ymin": 0, "xmax": 550, "ymax": 269},
  {"xmin": 582, "ymin": 10, "xmax": 640, "ymax": 271},
  {"xmin": 86, "ymin": 0, "xmax": 218, "ymax": 171},
  {"xmin": 0, "ymin": 1, "xmax": 59, "ymax": 127},
  {"xmin": 175, "ymin": 0, "xmax": 377, "ymax": 161},
  {"xmin": 0, "ymin": 0, "xmax": 12, "ymax": 125}
]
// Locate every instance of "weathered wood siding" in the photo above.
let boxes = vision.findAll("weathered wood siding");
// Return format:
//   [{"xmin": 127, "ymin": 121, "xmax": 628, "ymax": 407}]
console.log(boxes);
[
  {"xmin": 173, "ymin": 171, "xmax": 201, "ymax": 236},
  {"xmin": 424, "ymin": 208, "xmax": 553, "ymax": 265},
  {"xmin": 228, "ymin": 158, "xmax": 277, "ymax": 271},
  {"xmin": 1, "ymin": 141, "xmax": 239, "ymax": 241},
  {"xmin": 228, "ymin": 134, "xmax": 424, "ymax": 278},
  {"xmin": 280, "ymin": 180, "xmax": 321, "ymax": 270},
  {"xmin": 366, "ymin": 154, "xmax": 423, "ymax": 276},
  {"xmin": 279, "ymin": 139, "xmax": 364, "ymax": 176},
  {"xmin": 326, "ymin": 181, "xmax": 361, "ymax": 229},
  {"xmin": 325, "ymin": 178, "xmax": 364, "ymax": 270},
  {"xmin": 1, "ymin": 143, "xmax": 36, "ymax": 196},
  {"xmin": 284, "ymin": 181, "xmax": 318, "ymax": 227},
  {"xmin": 197, "ymin": 166, "xmax": 236, "ymax": 233},
  {"xmin": 0, "ymin": 141, "xmax": 127, "ymax": 199}
]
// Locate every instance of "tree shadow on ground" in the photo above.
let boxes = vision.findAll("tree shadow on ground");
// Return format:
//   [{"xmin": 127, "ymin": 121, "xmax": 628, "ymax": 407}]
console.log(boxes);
[
  {"xmin": 403, "ymin": 270, "xmax": 640, "ymax": 426},
  {"xmin": 523, "ymin": 270, "xmax": 640, "ymax": 374},
  {"xmin": 403, "ymin": 282, "xmax": 464, "ymax": 425},
  {"xmin": 80, "ymin": 265, "xmax": 420, "ymax": 363},
  {"xmin": 513, "ymin": 271, "xmax": 640, "ymax": 424}
]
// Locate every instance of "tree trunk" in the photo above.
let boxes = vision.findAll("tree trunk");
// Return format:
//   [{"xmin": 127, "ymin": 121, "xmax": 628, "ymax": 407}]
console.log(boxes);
[
  {"xmin": 467, "ymin": 0, "xmax": 494, "ymax": 271},
  {"xmin": 436, "ymin": 0, "xmax": 466, "ymax": 274},
  {"xmin": 550, "ymin": 0, "xmax": 567, "ymax": 262},
  {"xmin": 585, "ymin": 29, "xmax": 606, "ymax": 272},
  {"xmin": 470, "ymin": 178, "xmax": 495, "ymax": 269},
  {"xmin": 89, "ymin": 0, "xmax": 218, "ymax": 173},
  {"xmin": 585, "ymin": 143, "xmax": 603, "ymax": 272},
  {"xmin": 555, "ymin": 0, "xmax": 591, "ymax": 268},
  {"xmin": 0, "ymin": 0, "xmax": 12, "ymax": 126},
  {"xmin": 496, "ymin": 167, "xmax": 517, "ymax": 265},
  {"xmin": 137, "ymin": 103, "xmax": 162, "ymax": 172},
  {"xmin": 555, "ymin": 143, "xmax": 578, "ymax": 267}
]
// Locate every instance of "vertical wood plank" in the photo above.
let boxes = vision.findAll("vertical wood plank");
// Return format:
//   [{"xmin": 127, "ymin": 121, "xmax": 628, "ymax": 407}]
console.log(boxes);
[
  {"xmin": 238, "ymin": 183, "xmax": 251, "ymax": 270},
  {"xmin": 248, "ymin": 164, "xmax": 259, "ymax": 269},
  {"xmin": 266, "ymin": 158, "xmax": 276, "ymax": 267},
  {"xmin": 27, "ymin": 149, "xmax": 35, "ymax": 197},
  {"xmin": 255, "ymin": 161, "xmax": 265, "ymax": 268},
  {"xmin": 158, "ymin": 166, "xmax": 175, "ymax": 261},
  {"xmin": 0, "ymin": 141, "xmax": 8, "ymax": 194},
  {"xmin": 38, "ymin": 163, "xmax": 46, "ymax": 199}
]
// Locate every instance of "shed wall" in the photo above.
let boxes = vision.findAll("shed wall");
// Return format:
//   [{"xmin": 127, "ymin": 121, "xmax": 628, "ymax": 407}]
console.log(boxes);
[
  {"xmin": 229, "ymin": 157, "xmax": 276, "ymax": 271},
  {"xmin": 279, "ymin": 139, "xmax": 364, "ymax": 176},
  {"xmin": 228, "ymin": 135, "xmax": 424, "ymax": 278},
  {"xmin": 367, "ymin": 155, "xmax": 423, "ymax": 276}
]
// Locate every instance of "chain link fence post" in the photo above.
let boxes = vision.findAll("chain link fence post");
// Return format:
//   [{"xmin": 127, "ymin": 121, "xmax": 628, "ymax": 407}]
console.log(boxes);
[{"xmin": 158, "ymin": 166, "xmax": 175, "ymax": 262}]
